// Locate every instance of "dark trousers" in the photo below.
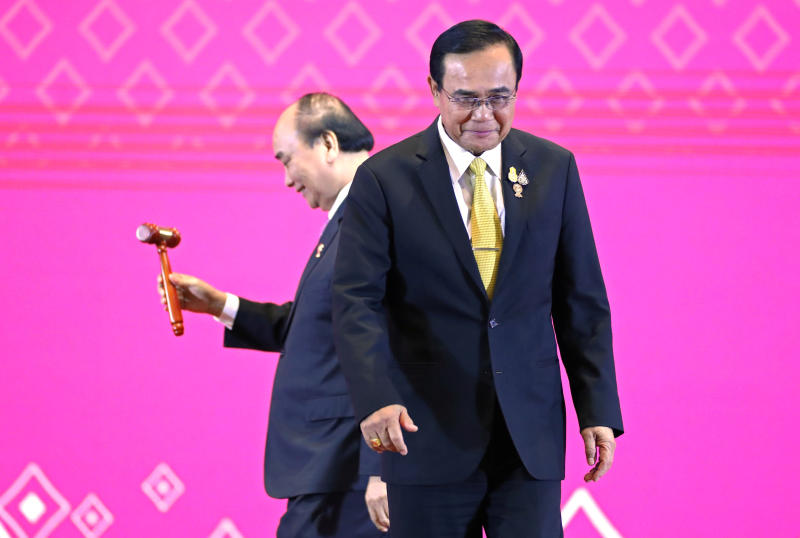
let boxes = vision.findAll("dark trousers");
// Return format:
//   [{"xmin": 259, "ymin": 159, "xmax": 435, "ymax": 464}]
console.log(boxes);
[
  {"xmin": 386, "ymin": 405, "xmax": 563, "ymax": 538},
  {"xmin": 277, "ymin": 489, "xmax": 387, "ymax": 538}
]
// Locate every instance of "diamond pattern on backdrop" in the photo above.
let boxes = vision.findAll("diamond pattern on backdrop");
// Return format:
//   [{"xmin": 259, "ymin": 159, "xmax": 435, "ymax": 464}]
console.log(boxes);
[
  {"xmin": 209, "ymin": 518, "xmax": 245, "ymax": 538},
  {"xmin": 0, "ymin": 0, "xmax": 797, "ymax": 179},
  {"xmin": 0, "ymin": 464, "xmax": 70, "ymax": 538},
  {"xmin": 71, "ymin": 494, "xmax": 114, "ymax": 538},
  {"xmin": 0, "ymin": 0, "xmax": 52, "ymax": 60},
  {"xmin": 141, "ymin": 463, "xmax": 185, "ymax": 513}
]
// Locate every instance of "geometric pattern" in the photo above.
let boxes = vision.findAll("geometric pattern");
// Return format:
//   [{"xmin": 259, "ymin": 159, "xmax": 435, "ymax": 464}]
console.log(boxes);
[
  {"xmin": 34, "ymin": 59, "xmax": 92, "ymax": 126},
  {"xmin": 561, "ymin": 488, "xmax": 622, "ymax": 538},
  {"xmin": 209, "ymin": 518, "xmax": 244, "ymax": 538},
  {"xmin": 0, "ymin": 0, "xmax": 52, "ymax": 60},
  {"xmin": 324, "ymin": 1, "xmax": 381, "ymax": 66},
  {"xmin": 0, "ymin": 0, "xmax": 797, "ymax": 183},
  {"xmin": 141, "ymin": 463, "xmax": 185, "ymax": 513},
  {"xmin": 0, "ymin": 464, "xmax": 70, "ymax": 538},
  {"xmin": 244, "ymin": 1, "xmax": 298, "ymax": 65},
  {"xmin": 569, "ymin": 4, "xmax": 626, "ymax": 70},
  {"xmin": 117, "ymin": 60, "xmax": 174, "ymax": 127},
  {"xmin": 732, "ymin": 5, "xmax": 789, "ymax": 73},
  {"xmin": 70, "ymin": 494, "xmax": 114, "ymax": 538},
  {"xmin": 161, "ymin": 0, "xmax": 217, "ymax": 64},
  {"xmin": 651, "ymin": 4, "xmax": 707, "ymax": 71},
  {"xmin": 79, "ymin": 0, "xmax": 136, "ymax": 63},
  {"xmin": 200, "ymin": 62, "xmax": 255, "ymax": 128}
]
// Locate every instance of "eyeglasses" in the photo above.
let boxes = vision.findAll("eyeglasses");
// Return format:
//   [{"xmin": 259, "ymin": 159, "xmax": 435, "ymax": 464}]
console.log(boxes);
[{"xmin": 438, "ymin": 86, "xmax": 517, "ymax": 111}]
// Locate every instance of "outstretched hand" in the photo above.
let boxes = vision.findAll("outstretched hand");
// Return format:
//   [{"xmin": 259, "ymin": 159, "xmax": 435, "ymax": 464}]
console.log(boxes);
[{"xmin": 157, "ymin": 273, "xmax": 226, "ymax": 317}]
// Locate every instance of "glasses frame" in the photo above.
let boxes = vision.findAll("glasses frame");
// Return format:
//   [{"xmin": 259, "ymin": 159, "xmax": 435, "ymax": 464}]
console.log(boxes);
[{"xmin": 438, "ymin": 86, "xmax": 517, "ymax": 111}]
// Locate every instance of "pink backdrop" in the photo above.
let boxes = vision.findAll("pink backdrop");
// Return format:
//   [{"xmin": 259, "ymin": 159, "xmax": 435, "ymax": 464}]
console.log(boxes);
[{"xmin": 1, "ymin": 0, "xmax": 799, "ymax": 536}]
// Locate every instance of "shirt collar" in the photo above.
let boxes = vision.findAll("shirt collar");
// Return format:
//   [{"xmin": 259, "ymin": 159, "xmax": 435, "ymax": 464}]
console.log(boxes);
[
  {"xmin": 437, "ymin": 116, "xmax": 503, "ymax": 183},
  {"xmin": 328, "ymin": 181, "xmax": 351, "ymax": 220}
]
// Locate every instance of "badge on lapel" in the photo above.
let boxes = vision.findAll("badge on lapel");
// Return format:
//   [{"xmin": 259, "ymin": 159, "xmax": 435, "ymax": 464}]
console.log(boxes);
[
  {"xmin": 315, "ymin": 243, "xmax": 325, "ymax": 258},
  {"xmin": 507, "ymin": 166, "xmax": 530, "ymax": 198}
]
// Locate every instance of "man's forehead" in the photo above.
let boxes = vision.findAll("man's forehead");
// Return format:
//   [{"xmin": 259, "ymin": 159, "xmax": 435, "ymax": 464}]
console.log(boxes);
[{"xmin": 441, "ymin": 46, "xmax": 515, "ymax": 87}]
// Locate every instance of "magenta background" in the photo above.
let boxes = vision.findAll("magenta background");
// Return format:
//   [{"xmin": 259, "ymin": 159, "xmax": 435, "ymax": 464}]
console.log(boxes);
[{"xmin": 1, "ymin": 0, "xmax": 799, "ymax": 536}]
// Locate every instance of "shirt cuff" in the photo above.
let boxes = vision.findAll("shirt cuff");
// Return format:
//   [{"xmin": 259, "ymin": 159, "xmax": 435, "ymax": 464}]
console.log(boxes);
[{"xmin": 213, "ymin": 293, "xmax": 239, "ymax": 330}]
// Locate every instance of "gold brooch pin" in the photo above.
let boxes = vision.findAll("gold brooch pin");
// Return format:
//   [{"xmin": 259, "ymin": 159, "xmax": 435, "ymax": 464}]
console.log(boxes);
[
  {"xmin": 508, "ymin": 167, "xmax": 518, "ymax": 183},
  {"xmin": 508, "ymin": 166, "xmax": 529, "ymax": 198},
  {"xmin": 315, "ymin": 243, "xmax": 325, "ymax": 258}
]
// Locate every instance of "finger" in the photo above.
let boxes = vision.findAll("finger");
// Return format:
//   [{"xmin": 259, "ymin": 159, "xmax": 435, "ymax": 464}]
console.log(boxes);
[
  {"xmin": 399, "ymin": 409, "xmax": 418, "ymax": 432},
  {"xmin": 377, "ymin": 429, "xmax": 398, "ymax": 453},
  {"xmin": 386, "ymin": 418, "xmax": 408, "ymax": 455},
  {"xmin": 366, "ymin": 431, "xmax": 385, "ymax": 453},
  {"xmin": 365, "ymin": 500, "xmax": 383, "ymax": 531},
  {"xmin": 592, "ymin": 441, "xmax": 615, "ymax": 480},
  {"xmin": 583, "ymin": 432, "xmax": 597, "ymax": 466},
  {"xmin": 361, "ymin": 424, "xmax": 380, "ymax": 452},
  {"xmin": 378, "ymin": 496, "xmax": 390, "ymax": 529}
]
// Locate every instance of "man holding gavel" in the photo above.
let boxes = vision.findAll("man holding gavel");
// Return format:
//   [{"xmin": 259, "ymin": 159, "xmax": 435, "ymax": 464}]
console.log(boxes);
[{"xmin": 157, "ymin": 93, "xmax": 388, "ymax": 537}]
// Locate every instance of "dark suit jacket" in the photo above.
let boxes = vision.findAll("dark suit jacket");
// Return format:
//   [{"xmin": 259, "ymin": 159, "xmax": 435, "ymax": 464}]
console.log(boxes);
[
  {"xmin": 332, "ymin": 120, "xmax": 623, "ymax": 485},
  {"xmin": 224, "ymin": 203, "xmax": 379, "ymax": 498}
]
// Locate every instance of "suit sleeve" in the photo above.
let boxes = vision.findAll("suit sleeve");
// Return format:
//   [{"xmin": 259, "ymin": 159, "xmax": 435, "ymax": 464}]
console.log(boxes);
[
  {"xmin": 551, "ymin": 153, "xmax": 624, "ymax": 437},
  {"xmin": 358, "ymin": 438, "xmax": 381, "ymax": 476},
  {"xmin": 332, "ymin": 164, "xmax": 404, "ymax": 421},
  {"xmin": 223, "ymin": 297, "xmax": 292, "ymax": 353}
]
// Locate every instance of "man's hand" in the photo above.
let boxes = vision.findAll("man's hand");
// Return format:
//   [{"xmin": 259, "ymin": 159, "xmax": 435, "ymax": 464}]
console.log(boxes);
[
  {"xmin": 361, "ymin": 404, "xmax": 418, "ymax": 455},
  {"xmin": 157, "ymin": 273, "xmax": 226, "ymax": 317},
  {"xmin": 581, "ymin": 426, "xmax": 616, "ymax": 482},
  {"xmin": 364, "ymin": 475, "xmax": 389, "ymax": 532}
]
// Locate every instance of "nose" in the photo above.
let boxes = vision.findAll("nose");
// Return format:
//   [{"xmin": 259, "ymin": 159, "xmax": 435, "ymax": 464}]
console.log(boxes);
[
  {"xmin": 284, "ymin": 170, "xmax": 293, "ymax": 187},
  {"xmin": 472, "ymin": 101, "xmax": 493, "ymax": 120}
]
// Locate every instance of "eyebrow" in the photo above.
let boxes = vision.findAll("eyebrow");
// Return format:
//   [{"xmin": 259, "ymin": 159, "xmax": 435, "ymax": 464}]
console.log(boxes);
[{"xmin": 452, "ymin": 86, "xmax": 513, "ymax": 96}]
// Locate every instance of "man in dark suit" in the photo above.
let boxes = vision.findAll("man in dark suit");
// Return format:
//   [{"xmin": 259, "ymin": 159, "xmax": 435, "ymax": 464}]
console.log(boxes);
[
  {"xmin": 332, "ymin": 21, "xmax": 624, "ymax": 537},
  {"xmin": 158, "ymin": 93, "xmax": 389, "ymax": 537}
]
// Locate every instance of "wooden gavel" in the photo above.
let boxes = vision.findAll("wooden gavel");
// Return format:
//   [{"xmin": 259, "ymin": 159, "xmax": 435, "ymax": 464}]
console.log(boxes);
[{"xmin": 137, "ymin": 223, "xmax": 183, "ymax": 336}]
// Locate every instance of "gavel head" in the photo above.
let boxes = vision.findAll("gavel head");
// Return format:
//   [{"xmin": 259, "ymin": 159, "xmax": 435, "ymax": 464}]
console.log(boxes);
[{"xmin": 136, "ymin": 223, "xmax": 181, "ymax": 248}]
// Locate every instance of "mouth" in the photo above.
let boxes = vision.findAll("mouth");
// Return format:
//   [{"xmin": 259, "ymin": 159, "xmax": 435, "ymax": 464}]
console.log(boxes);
[{"xmin": 465, "ymin": 128, "xmax": 498, "ymax": 138}]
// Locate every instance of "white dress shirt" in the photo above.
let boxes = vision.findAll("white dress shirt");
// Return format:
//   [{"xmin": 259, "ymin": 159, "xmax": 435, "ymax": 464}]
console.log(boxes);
[
  {"xmin": 214, "ymin": 182, "xmax": 352, "ymax": 329},
  {"xmin": 436, "ymin": 116, "xmax": 505, "ymax": 238}
]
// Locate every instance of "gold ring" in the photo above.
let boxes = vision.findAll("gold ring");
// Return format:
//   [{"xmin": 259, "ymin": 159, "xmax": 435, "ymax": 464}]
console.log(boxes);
[{"xmin": 370, "ymin": 438, "xmax": 382, "ymax": 448}]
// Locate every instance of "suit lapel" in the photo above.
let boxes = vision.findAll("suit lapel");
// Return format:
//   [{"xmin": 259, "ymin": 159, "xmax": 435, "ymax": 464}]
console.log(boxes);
[
  {"xmin": 415, "ymin": 121, "xmax": 486, "ymax": 299},
  {"xmin": 283, "ymin": 204, "xmax": 344, "ymax": 337},
  {"xmin": 495, "ymin": 131, "xmax": 529, "ymax": 293}
]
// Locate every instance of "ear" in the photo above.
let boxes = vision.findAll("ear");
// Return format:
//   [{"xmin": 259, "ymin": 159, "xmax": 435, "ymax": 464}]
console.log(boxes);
[
  {"xmin": 320, "ymin": 130, "xmax": 339, "ymax": 163},
  {"xmin": 427, "ymin": 75, "xmax": 438, "ymax": 98}
]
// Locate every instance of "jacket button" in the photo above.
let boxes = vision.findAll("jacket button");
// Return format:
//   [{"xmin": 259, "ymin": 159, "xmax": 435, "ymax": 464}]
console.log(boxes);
[{"xmin": 489, "ymin": 319, "xmax": 499, "ymax": 328}]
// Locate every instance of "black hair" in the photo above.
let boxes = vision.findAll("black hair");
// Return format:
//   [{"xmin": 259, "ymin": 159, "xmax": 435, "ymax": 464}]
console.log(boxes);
[
  {"xmin": 429, "ymin": 20, "xmax": 523, "ymax": 89},
  {"xmin": 295, "ymin": 92, "xmax": 374, "ymax": 152}
]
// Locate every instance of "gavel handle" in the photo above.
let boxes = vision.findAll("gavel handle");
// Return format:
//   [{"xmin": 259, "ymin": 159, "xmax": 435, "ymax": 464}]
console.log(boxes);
[{"xmin": 158, "ymin": 244, "xmax": 184, "ymax": 336}]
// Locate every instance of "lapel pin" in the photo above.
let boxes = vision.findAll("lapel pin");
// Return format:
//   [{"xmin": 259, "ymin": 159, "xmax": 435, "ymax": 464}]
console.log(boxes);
[
  {"xmin": 315, "ymin": 243, "xmax": 325, "ymax": 258},
  {"xmin": 508, "ymin": 166, "xmax": 528, "ymax": 198},
  {"xmin": 508, "ymin": 167, "xmax": 518, "ymax": 183}
]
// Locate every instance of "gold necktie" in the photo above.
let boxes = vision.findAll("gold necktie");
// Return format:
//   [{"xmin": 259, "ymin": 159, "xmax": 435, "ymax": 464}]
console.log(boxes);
[{"xmin": 469, "ymin": 157, "xmax": 503, "ymax": 299}]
